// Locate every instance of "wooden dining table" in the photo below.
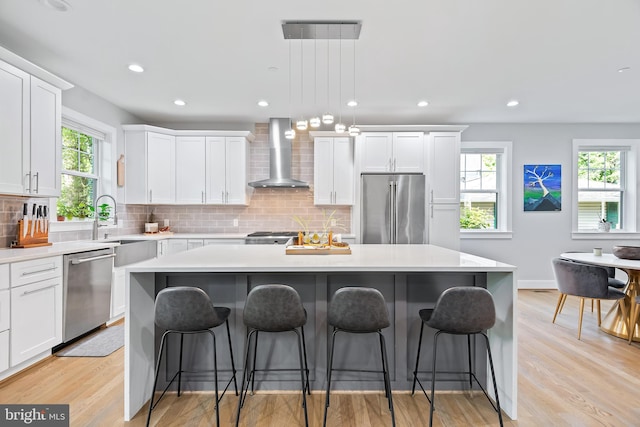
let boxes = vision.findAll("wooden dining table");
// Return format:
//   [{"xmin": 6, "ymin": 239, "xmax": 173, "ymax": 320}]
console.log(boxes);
[{"xmin": 560, "ymin": 252, "xmax": 640, "ymax": 342}]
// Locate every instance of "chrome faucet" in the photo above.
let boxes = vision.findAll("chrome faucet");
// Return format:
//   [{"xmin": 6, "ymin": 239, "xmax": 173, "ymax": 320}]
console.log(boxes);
[{"xmin": 92, "ymin": 194, "xmax": 118, "ymax": 240}]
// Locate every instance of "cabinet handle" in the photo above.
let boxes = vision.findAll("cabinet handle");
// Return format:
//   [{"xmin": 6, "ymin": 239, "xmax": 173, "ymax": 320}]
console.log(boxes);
[
  {"xmin": 221, "ymin": 191, "xmax": 224, "ymax": 203},
  {"xmin": 21, "ymin": 283, "xmax": 58, "ymax": 296},
  {"xmin": 25, "ymin": 172, "xmax": 32, "ymax": 193},
  {"xmin": 34, "ymin": 172, "xmax": 39, "ymax": 194},
  {"xmin": 21, "ymin": 266, "xmax": 58, "ymax": 276},
  {"xmin": 430, "ymin": 190, "xmax": 434, "ymax": 203},
  {"xmin": 431, "ymin": 204, "xmax": 434, "ymax": 219},
  {"xmin": 149, "ymin": 189, "xmax": 153, "ymax": 203},
  {"xmin": 226, "ymin": 191, "xmax": 229, "ymax": 204},
  {"xmin": 70, "ymin": 253, "xmax": 116, "ymax": 265},
  {"xmin": 393, "ymin": 158, "xmax": 397, "ymax": 172},
  {"xmin": 202, "ymin": 191, "xmax": 205, "ymax": 204}
]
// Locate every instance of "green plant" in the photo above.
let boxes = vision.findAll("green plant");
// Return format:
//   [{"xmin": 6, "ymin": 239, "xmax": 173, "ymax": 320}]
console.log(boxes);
[
  {"xmin": 460, "ymin": 207, "xmax": 493, "ymax": 229},
  {"xmin": 75, "ymin": 202, "xmax": 92, "ymax": 219},
  {"xmin": 90, "ymin": 203, "xmax": 111, "ymax": 221}
]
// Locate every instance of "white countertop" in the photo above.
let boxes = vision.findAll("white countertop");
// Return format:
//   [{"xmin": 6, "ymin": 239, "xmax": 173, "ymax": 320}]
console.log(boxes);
[
  {"xmin": 97, "ymin": 232, "xmax": 247, "ymax": 241},
  {"xmin": 126, "ymin": 244, "xmax": 516, "ymax": 273},
  {"xmin": 0, "ymin": 241, "xmax": 119, "ymax": 264},
  {"xmin": 560, "ymin": 252, "xmax": 640, "ymax": 270}
]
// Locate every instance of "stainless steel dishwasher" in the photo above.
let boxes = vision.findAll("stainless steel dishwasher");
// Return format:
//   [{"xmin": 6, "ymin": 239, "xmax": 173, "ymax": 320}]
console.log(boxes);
[{"xmin": 62, "ymin": 248, "xmax": 116, "ymax": 343}]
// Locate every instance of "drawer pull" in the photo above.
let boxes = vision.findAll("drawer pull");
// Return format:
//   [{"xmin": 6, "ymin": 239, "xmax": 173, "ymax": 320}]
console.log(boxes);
[
  {"xmin": 21, "ymin": 266, "xmax": 58, "ymax": 276},
  {"xmin": 70, "ymin": 253, "xmax": 116, "ymax": 265},
  {"xmin": 21, "ymin": 284, "xmax": 58, "ymax": 296}
]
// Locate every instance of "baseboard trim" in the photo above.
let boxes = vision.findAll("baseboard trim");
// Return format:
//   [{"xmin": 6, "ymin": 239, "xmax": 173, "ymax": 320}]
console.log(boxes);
[{"xmin": 518, "ymin": 279, "xmax": 556, "ymax": 290}]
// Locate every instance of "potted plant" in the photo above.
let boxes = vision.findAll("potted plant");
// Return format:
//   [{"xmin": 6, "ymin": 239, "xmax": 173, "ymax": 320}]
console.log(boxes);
[
  {"xmin": 90, "ymin": 203, "xmax": 112, "ymax": 221},
  {"xmin": 75, "ymin": 202, "xmax": 92, "ymax": 219}
]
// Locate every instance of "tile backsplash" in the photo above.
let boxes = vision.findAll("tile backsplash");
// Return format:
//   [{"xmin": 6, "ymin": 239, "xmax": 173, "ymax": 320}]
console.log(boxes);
[{"xmin": 0, "ymin": 124, "xmax": 352, "ymax": 246}]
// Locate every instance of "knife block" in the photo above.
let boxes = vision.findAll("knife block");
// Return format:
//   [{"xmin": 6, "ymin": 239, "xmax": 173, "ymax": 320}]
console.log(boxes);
[{"xmin": 13, "ymin": 220, "xmax": 52, "ymax": 248}]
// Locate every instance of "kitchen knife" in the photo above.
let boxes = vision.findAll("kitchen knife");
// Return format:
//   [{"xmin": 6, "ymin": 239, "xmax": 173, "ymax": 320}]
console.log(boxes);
[
  {"xmin": 22, "ymin": 203, "xmax": 28, "ymax": 237},
  {"xmin": 31, "ymin": 204, "xmax": 36, "ymax": 237},
  {"xmin": 37, "ymin": 206, "xmax": 43, "ymax": 234},
  {"xmin": 43, "ymin": 205, "xmax": 48, "ymax": 234}
]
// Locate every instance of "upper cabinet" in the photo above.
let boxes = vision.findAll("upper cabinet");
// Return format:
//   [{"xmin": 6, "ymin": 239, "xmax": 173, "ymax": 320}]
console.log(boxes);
[
  {"xmin": 359, "ymin": 132, "xmax": 424, "ymax": 173},
  {"xmin": 0, "ymin": 60, "xmax": 62, "ymax": 197},
  {"xmin": 125, "ymin": 126, "xmax": 253, "ymax": 205},
  {"xmin": 314, "ymin": 137, "xmax": 354, "ymax": 205},
  {"xmin": 206, "ymin": 136, "xmax": 249, "ymax": 205},
  {"xmin": 428, "ymin": 132, "xmax": 461, "ymax": 204},
  {"xmin": 125, "ymin": 130, "xmax": 176, "ymax": 204}
]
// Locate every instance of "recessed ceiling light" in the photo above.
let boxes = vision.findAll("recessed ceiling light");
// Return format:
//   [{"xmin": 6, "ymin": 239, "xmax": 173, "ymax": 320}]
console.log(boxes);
[
  {"xmin": 506, "ymin": 100, "xmax": 519, "ymax": 107},
  {"xmin": 39, "ymin": 0, "xmax": 71, "ymax": 12},
  {"xmin": 128, "ymin": 64, "xmax": 144, "ymax": 73},
  {"xmin": 268, "ymin": 66, "xmax": 279, "ymax": 72},
  {"xmin": 174, "ymin": 99, "xmax": 186, "ymax": 106},
  {"xmin": 257, "ymin": 100, "xmax": 269, "ymax": 107},
  {"xmin": 417, "ymin": 101, "xmax": 429, "ymax": 107},
  {"xmin": 618, "ymin": 67, "xmax": 631, "ymax": 73},
  {"xmin": 347, "ymin": 100, "xmax": 358, "ymax": 107}
]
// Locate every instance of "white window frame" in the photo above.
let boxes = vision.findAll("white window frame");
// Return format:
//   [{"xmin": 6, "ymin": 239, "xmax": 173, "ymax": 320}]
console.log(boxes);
[
  {"xmin": 572, "ymin": 139, "xmax": 639, "ymax": 239},
  {"xmin": 460, "ymin": 141, "xmax": 512, "ymax": 239},
  {"xmin": 49, "ymin": 107, "xmax": 117, "ymax": 233}
]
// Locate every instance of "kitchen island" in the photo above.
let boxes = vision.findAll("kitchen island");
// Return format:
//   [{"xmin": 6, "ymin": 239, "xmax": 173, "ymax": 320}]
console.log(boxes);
[{"xmin": 124, "ymin": 244, "xmax": 517, "ymax": 420}]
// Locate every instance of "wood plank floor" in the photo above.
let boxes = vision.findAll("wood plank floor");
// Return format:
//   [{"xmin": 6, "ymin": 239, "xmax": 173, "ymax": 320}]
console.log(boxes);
[{"xmin": 1, "ymin": 290, "xmax": 639, "ymax": 426}]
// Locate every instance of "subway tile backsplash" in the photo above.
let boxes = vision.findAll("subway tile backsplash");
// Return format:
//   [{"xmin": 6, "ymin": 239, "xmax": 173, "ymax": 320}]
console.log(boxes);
[{"xmin": 0, "ymin": 125, "xmax": 352, "ymax": 246}]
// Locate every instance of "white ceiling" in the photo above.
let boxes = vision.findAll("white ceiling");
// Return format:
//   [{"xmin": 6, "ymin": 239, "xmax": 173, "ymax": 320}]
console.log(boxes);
[{"xmin": 1, "ymin": 0, "xmax": 639, "ymax": 126}]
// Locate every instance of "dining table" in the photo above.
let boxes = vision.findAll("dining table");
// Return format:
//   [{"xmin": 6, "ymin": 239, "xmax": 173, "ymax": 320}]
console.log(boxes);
[{"xmin": 560, "ymin": 251, "xmax": 640, "ymax": 342}]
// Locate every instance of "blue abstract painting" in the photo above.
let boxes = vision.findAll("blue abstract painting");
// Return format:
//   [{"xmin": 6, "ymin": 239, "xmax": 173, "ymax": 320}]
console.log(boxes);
[{"xmin": 524, "ymin": 164, "xmax": 561, "ymax": 211}]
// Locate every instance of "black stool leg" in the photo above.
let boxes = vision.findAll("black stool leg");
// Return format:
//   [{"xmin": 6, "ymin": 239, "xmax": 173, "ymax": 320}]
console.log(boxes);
[
  {"xmin": 429, "ymin": 330, "xmax": 441, "ymax": 427},
  {"xmin": 379, "ymin": 332, "xmax": 396, "ymax": 427},
  {"xmin": 467, "ymin": 334, "xmax": 473, "ymax": 390},
  {"xmin": 301, "ymin": 325, "xmax": 311, "ymax": 395},
  {"xmin": 411, "ymin": 321, "xmax": 425, "ymax": 395},
  {"xmin": 146, "ymin": 330, "xmax": 169, "ymax": 427},
  {"xmin": 236, "ymin": 329, "xmax": 255, "ymax": 426},
  {"xmin": 323, "ymin": 328, "xmax": 338, "ymax": 427},
  {"xmin": 250, "ymin": 331, "xmax": 259, "ymax": 395},
  {"xmin": 293, "ymin": 329, "xmax": 309, "ymax": 426},
  {"xmin": 225, "ymin": 319, "xmax": 239, "ymax": 395},
  {"xmin": 482, "ymin": 332, "xmax": 504, "ymax": 427},
  {"xmin": 207, "ymin": 330, "xmax": 220, "ymax": 427},
  {"xmin": 177, "ymin": 333, "xmax": 184, "ymax": 396}
]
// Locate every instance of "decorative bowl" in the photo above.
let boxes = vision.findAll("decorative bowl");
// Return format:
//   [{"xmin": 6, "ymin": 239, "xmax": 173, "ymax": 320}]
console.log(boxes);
[{"xmin": 612, "ymin": 245, "xmax": 640, "ymax": 260}]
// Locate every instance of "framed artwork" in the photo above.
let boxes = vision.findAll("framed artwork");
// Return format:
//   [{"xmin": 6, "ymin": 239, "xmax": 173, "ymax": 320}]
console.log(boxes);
[{"xmin": 524, "ymin": 164, "xmax": 561, "ymax": 211}]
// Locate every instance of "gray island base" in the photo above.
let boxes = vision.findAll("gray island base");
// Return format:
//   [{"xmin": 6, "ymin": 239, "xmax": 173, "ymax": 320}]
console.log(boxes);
[{"xmin": 124, "ymin": 244, "xmax": 517, "ymax": 421}]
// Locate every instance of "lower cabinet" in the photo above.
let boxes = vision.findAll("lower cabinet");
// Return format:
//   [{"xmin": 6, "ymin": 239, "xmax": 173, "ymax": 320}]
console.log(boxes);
[
  {"xmin": 10, "ymin": 276, "xmax": 62, "ymax": 366},
  {"xmin": 0, "ymin": 330, "xmax": 8, "ymax": 372},
  {"xmin": 0, "ymin": 287, "xmax": 9, "ymax": 373},
  {"xmin": 111, "ymin": 268, "xmax": 126, "ymax": 319}
]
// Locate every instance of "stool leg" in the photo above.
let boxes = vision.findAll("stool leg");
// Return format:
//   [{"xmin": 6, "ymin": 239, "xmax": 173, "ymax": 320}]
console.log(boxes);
[
  {"xmin": 250, "ymin": 331, "xmax": 259, "ymax": 395},
  {"xmin": 467, "ymin": 334, "xmax": 473, "ymax": 389},
  {"xmin": 293, "ymin": 328, "xmax": 309, "ymax": 426},
  {"xmin": 482, "ymin": 332, "xmax": 504, "ymax": 427},
  {"xmin": 429, "ymin": 330, "xmax": 441, "ymax": 427},
  {"xmin": 379, "ymin": 332, "xmax": 396, "ymax": 427},
  {"xmin": 378, "ymin": 331, "xmax": 389, "ymax": 401},
  {"xmin": 323, "ymin": 328, "xmax": 338, "ymax": 427},
  {"xmin": 411, "ymin": 321, "xmax": 425, "ymax": 395},
  {"xmin": 301, "ymin": 325, "xmax": 311, "ymax": 395},
  {"xmin": 177, "ymin": 333, "xmax": 184, "ymax": 397},
  {"xmin": 225, "ymin": 319, "xmax": 239, "ymax": 395},
  {"xmin": 146, "ymin": 330, "xmax": 169, "ymax": 427},
  {"xmin": 208, "ymin": 330, "xmax": 220, "ymax": 427},
  {"xmin": 236, "ymin": 329, "xmax": 255, "ymax": 427}
]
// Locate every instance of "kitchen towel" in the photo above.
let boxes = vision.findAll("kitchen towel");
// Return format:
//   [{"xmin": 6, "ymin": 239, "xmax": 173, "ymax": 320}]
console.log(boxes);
[{"xmin": 56, "ymin": 324, "xmax": 124, "ymax": 357}]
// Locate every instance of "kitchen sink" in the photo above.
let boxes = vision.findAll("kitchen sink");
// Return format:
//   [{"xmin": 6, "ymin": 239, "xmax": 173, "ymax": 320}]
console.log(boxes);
[{"xmin": 114, "ymin": 240, "xmax": 157, "ymax": 267}]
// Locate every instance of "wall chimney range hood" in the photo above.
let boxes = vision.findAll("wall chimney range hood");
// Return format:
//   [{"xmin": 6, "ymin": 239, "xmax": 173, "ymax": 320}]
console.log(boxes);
[{"xmin": 248, "ymin": 118, "xmax": 309, "ymax": 188}]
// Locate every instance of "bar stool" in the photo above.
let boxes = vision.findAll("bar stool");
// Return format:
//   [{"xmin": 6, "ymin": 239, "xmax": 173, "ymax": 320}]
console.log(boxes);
[
  {"xmin": 324, "ymin": 287, "xmax": 395, "ymax": 427},
  {"xmin": 146, "ymin": 286, "xmax": 238, "ymax": 427},
  {"xmin": 235, "ymin": 284, "xmax": 310, "ymax": 427},
  {"xmin": 411, "ymin": 286, "xmax": 503, "ymax": 427}
]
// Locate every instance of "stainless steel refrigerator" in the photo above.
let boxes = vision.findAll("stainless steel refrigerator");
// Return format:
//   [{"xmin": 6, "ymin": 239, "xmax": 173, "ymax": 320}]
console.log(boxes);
[{"xmin": 361, "ymin": 173, "xmax": 426, "ymax": 244}]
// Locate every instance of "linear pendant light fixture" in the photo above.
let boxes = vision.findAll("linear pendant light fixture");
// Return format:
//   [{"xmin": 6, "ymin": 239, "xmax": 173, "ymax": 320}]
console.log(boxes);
[{"xmin": 282, "ymin": 21, "xmax": 362, "ymax": 133}]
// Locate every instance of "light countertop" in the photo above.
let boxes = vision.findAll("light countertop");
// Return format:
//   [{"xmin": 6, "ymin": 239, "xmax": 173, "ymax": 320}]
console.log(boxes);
[
  {"xmin": 126, "ymin": 243, "xmax": 516, "ymax": 273},
  {"xmin": 0, "ymin": 241, "xmax": 119, "ymax": 264}
]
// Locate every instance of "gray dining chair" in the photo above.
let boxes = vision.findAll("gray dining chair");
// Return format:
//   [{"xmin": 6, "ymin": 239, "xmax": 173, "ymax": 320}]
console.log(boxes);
[{"xmin": 552, "ymin": 258, "xmax": 628, "ymax": 340}]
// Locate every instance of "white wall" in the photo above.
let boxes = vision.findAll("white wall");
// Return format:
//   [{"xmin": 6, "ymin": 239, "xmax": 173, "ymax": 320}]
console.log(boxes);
[{"xmin": 460, "ymin": 124, "xmax": 640, "ymax": 286}]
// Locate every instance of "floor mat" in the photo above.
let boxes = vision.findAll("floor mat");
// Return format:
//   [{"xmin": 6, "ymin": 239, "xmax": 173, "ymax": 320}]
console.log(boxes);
[{"xmin": 56, "ymin": 324, "xmax": 124, "ymax": 357}]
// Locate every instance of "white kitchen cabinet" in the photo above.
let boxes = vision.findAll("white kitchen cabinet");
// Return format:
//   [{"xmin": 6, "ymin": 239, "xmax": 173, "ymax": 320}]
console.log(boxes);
[
  {"xmin": 0, "ymin": 61, "xmax": 61, "ymax": 197},
  {"xmin": 204, "ymin": 238, "xmax": 245, "ymax": 245},
  {"xmin": 167, "ymin": 239, "xmax": 189, "ymax": 255},
  {"xmin": 111, "ymin": 268, "xmax": 125, "ymax": 319},
  {"xmin": 157, "ymin": 240, "xmax": 169, "ymax": 257},
  {"xmin": 10, "ymin": 274, "xmax": 62, "ymax": 366},
  {"xmin": 175, "ymin": 136, "xmax": 206, "ymax": 204},
  {"xmin": 124, "ymin": 129, "xmax": 176, "ymax": 204},
  {"xmin": 428, "ymin": 132, "xmax": 461, "ymax": 204},
  {"xmin": 359, "ymin": 132, "xmax": 424, "ymax": 173},
  {"xmin": 0, "ymin": 330, "xmax": 8, "ymax": 373},
  {"xmin": 187, "ymin": 239, "xmax": 204, "ymax": 251},
  {"xmin": 206, "ymin": 136, "xmax": 249, "ymax": 205},
  {"xmin": 0, "ymin": 264, "xmax": 8, "ymax": 290},
  {"xmin": 428, "ymin": 203, "xmax": 460, "ymax": 251},
  {"xmin": 314, "ymin": 137, "xmax": 354, "ymax": 205}
]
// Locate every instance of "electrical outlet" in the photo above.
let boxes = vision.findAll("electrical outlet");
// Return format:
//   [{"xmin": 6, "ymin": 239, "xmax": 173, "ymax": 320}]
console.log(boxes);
[
  {"xmin": 233, "ymin": 218, "xmax": 239, "ymax": 227},
  {"xmin": 331, "ymin": 219, "xmax": 337, "ymax": 227},
  {"xmin": 164, "ymin": 219, "xmax": 170, "ymax": 227}
]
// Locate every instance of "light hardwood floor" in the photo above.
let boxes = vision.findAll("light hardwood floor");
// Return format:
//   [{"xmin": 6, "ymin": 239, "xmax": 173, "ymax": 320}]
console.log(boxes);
[{"xmin": 1, "ymin": 290, "xmax": 639, "ymax": 426}]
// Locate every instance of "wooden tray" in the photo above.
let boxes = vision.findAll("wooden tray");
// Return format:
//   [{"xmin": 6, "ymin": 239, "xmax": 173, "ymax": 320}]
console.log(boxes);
[
  {"xmin": 13, "ymin": 220, "xmax": 52, "ymax": 248},
  {"xmin": 285, "ymin": 244, "xmax": 351, "ymax": 255}
]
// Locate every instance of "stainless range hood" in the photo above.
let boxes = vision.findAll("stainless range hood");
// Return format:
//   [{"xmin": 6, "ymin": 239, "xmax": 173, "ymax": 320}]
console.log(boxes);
[{"xmin": 248, "ymin": 118, "xmax": 309, "ymax": 188}]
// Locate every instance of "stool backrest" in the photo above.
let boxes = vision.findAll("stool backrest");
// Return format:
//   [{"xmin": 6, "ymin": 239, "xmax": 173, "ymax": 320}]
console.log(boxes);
[
  {"xmin": 552, "ymin": 258, "xmax": 610, "ymax": 299},
  {"xmin": 427, "ymin": 287, "xmax": 496, "ymax": 334},
  {"xmin": 243, "ymin": 284, "xmax": 306, "ymax": 332},
  {"xmin": 155, "ymin": 286, "xmax": 222, "ymax": 332},
  {"xmin": 328, "ymin": 287, "xmax": 390, "ymax": 332}
]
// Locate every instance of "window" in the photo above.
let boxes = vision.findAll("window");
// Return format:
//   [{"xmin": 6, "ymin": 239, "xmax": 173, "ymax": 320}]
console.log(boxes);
[
  {"xmin": 460, "ymin": 141, "xmax": 512, "ymax": 234},
  {"xmin": 573, "ymin": 139, "xmax": 638, "ymax": 233},
  {"xmin": 52, "ymin": 107, "xmax": 116, "ymax": 227}
]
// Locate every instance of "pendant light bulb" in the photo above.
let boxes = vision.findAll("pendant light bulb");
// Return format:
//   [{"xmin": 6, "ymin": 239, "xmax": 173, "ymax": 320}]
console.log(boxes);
[
  {"xmin": 296, "ymin": 119, "xmax": 308, "ymax": 131},
  {"xmin": 335, "ymin": 122, "xmax": 346, "ymax": 133},
  {"xmin": 285, "ymin": 128, "xmax": 296, "ymax": 139},
  {"xmin": 322, "ymin": 113, "xmax": 334, "ymax": 125},
  {"xmin": 348, "ymin": 125, "xmax": 360, "ymax": 136},
  {"xmin": 309, "ymin": 116, "xmax": 321, "ymax": 128}
]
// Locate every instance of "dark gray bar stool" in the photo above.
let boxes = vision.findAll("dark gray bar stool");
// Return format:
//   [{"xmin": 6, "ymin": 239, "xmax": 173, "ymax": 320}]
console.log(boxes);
[
  {"xmin": 323, "ymin": 287, "xmax": 395, "ymax": 427},
  {"xmin": 235, "ymin": 284, "xmax": 310, "ymax": 427},
  {"xmin": 146, "ymin": 286, "xmax": 238, "ymax": 427},
  {"xmin": 411, "ymin": 286, "xmax": 503, "ymax": 427}
]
